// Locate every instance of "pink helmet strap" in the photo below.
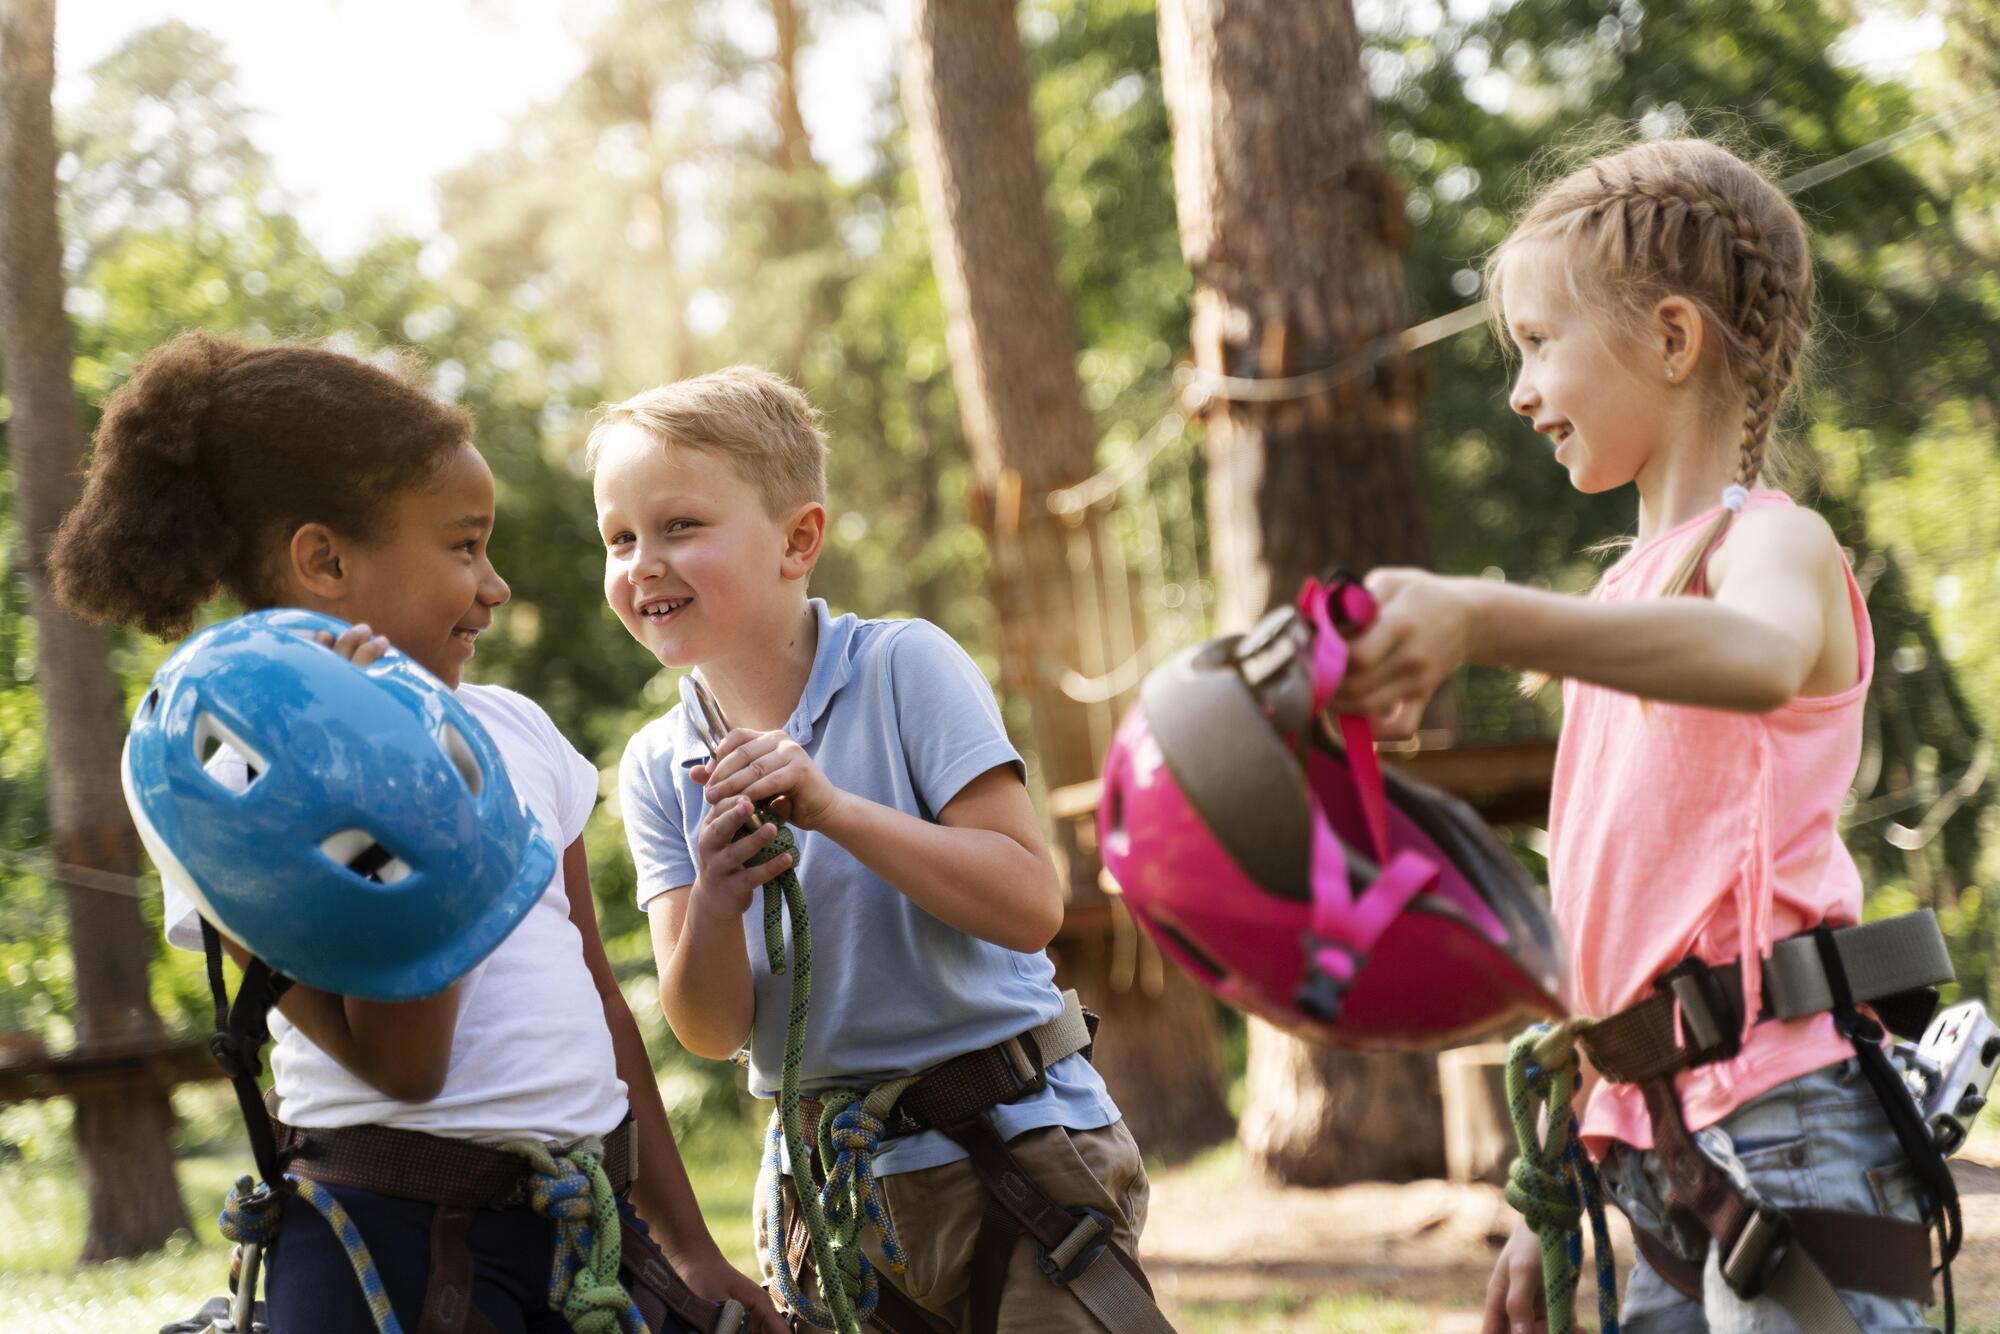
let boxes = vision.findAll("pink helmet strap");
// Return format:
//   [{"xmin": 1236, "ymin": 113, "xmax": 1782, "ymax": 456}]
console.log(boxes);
[{"xmin": 1297, "ymin": 576, "xmax": 1393, "ymax": 864}]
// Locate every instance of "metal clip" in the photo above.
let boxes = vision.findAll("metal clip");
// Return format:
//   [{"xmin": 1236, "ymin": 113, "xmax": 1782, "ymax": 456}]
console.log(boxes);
[
  {"xmin": 687, "ymin": 670, "xmax": 730, "ymax": 760},
  {"xmin": 1719, "ymin": 1204, "xmax": 1791, "ymax": 1300}
]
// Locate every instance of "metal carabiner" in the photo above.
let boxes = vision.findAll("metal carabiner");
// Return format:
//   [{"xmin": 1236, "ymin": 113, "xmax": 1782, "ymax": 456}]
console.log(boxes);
[
  {"xmin": 687, "ymin": 669, "xmax": 731, "ymax": 760},
  {"xmin": 685, "ymin": 671, "xmax": 791, "ymax": 826}
]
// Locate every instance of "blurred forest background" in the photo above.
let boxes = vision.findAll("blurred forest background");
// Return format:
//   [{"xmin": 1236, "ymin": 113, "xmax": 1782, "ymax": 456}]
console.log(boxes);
[{"xmin": 4, "ymin": 0, "xmax": 2000, "ymax": 1327}]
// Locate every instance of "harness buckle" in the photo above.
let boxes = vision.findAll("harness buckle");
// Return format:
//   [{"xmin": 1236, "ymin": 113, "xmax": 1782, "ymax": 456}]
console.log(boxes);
[
  {"xmin": 1718, "ymin": 1203, "xmax": 1792, "ymax": 1300},
  {"xmin": 1655, "ymin": 957, "xmax": 1742, "ymax": 1066},
  {"xmin": 1037, "ymin": 1207, "xmax": 1112, "ymax": 1287},
  {"xmin": 209, "ymin": 1031, "xmax": 264, "ymax": 1081},
  {"xmin": 998, "ymin": 1035, "xmax": 1047, "ymax": 1101}
]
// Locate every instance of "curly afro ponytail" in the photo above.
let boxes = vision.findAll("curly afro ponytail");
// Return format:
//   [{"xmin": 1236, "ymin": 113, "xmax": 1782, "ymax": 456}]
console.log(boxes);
[{"xmin": 52, "ymin": 332, "xmax": 472, "ymax": 638}]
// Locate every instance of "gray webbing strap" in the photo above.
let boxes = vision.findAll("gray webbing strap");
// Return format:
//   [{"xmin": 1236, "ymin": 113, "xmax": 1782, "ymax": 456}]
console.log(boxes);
[
  {"xmin": 1025, "ymin": 989, "xmax": 1093, "ymax": 1070},
  {"xmin": 1761, "ymin": 910, "xmax": 1954, "ymax": 1020},
  {"xmin": 1763, "ymin": 1243, "xmax": 1866, "ymax": 1334},
  {"xmin": 1062, "ymin": 1227, "xmax": 1178, "ymax": 1334}
]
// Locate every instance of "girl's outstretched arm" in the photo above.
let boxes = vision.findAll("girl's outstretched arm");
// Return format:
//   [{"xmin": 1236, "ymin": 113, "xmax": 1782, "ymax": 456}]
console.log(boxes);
[{"xmin": 1337, "ymin": 505, "xmax": 1854, "ymax": 730}]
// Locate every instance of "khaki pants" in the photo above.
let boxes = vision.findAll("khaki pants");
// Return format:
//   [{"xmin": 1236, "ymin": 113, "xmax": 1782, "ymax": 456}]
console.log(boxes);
[{"xmin": 754, "ymin": 1119, "xmax": 1151, "ymax": 1333}]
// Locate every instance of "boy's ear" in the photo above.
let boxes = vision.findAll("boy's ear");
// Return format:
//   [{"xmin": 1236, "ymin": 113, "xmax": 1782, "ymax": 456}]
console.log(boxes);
[
  {"xmin": 288, "ymin": 523, "xmax": 350, "ymax": 600},
  {"xmin": 779, "ymin": 501, "xmax": 827, "ymax": 581},
  {"xmin": 1653, "ymin": 294, "xmax": 1707, "ymax": 383}
]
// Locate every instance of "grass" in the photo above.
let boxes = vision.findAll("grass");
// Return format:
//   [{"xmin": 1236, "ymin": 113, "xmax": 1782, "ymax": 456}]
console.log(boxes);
[
  {"xmin": 0, "ymin": 1085, "xmax": 766, "ymax": 1332},
  {"xmin": 1168, "ymin": 1289, "xmax": 1452, "ymax": 1332}
]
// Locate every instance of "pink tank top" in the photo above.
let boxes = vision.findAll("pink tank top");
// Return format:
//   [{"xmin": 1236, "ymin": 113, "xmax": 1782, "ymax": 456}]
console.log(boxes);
[{"xmin": 1548, "ymin": 489, "xmax": 1874, "ymax": 1155}]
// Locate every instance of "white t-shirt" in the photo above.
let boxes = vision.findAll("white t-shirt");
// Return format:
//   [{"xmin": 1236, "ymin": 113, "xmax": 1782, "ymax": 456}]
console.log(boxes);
[{"xmin": 161, "ymin": 683, "xmax": 628, "ymax": 1144}]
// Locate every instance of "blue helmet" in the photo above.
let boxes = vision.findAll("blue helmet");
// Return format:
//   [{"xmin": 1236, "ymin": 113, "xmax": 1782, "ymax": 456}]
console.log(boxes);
[{"xmin": 122, "ymin": 608, "xmax": 555, "ymax": 1001}]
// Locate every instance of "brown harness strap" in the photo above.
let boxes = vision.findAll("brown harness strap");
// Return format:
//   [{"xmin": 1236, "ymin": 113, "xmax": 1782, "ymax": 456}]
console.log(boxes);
[
  {"xmin": 618, "ymin": 1209, "xmax": 746, "ymax": 1334},
  {"xmin": 1632, "ymin": 1223, "xmax": 1705, "ymax": 1302},
  {"xmin": 415, "ymin": 1205, "xmax": 501, "ymax": 1334},
  {"xmin": 269, "ymin": 1104, "xmax": 637, "ymax": 1209},
  {"xmin": 937, "ymin": 1116, "xmax": 1154, "ymax": 1298},
  {"xmin": 786, "ymin": 996, "xmax": 1169, "ymax": 1332},
  {"xmin": 1632, "ymin": 1208, "xmax": 1935, "ymax": 1308},
  {"xmin": 964, "ymin": 1190, "xmax": 1019, "ymax": 1334}
]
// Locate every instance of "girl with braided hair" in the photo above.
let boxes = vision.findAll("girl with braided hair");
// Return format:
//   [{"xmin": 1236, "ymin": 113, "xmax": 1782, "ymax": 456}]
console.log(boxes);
[{"xmin": 1330, "ymin": 139, "xmax": 1932, "ymax": 1332}]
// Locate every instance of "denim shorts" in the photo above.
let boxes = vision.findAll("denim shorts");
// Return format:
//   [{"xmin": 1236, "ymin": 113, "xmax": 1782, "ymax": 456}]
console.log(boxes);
[{"xmin": 1598, "ymin": 1058, "xmax": 1936, "ymax": 1333}]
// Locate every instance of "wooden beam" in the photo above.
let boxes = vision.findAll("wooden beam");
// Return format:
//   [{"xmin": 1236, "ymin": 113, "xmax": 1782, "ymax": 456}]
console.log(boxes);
[{"xmin": 0, "ymin": 1038, "xmax": 222, "ymax": 1105}]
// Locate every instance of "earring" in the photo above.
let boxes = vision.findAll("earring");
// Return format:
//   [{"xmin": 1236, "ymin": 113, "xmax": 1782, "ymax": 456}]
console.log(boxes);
[{"xmin": 1664, "ymin": 367, "xmax": 1675, "ymax": 381}]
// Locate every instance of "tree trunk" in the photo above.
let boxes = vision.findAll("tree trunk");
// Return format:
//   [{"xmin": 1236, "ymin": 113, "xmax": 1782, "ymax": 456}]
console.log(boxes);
[
  {"xmin": 770, "ymin": 0, "xmax": 815, "ymax": 175},
  {"xmin": 1158, "ymin": 0, "xmax": 1446, "ymax": 1184},
  {"xmin": 0, "ymin": 0, "xmax": 191, "ymax": 1257},
  {"xmin": 902, "ymin": 0, "xmax": 1231, "ymax": 1156}
]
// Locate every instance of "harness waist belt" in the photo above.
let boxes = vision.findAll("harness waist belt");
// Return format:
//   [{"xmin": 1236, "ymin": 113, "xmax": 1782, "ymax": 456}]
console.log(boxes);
[
  {"xmin": 1579, "ymin": 911, "xmax": 1953, "ymax": 1084},
  {"xmin": 797, "ymin": 989, "xmax": 1096, "ymax": 1143},
  {"xmin": 267, "ymin": 1102, "xmax": 637, "ymax": 1212}
]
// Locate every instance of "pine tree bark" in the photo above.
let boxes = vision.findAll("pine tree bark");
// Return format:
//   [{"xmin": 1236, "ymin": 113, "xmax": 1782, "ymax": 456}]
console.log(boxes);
[
  {"xmin": 1158, "ymin": 0, "xmax": 1446, "ymax": 1183},
  {"xmin": 903, "ymin": 0, "xmax": 1232, "ymax": 1156},
  {"xmin": 0, "ymin": 0, "xmax": 191, "ymax": 1256}
]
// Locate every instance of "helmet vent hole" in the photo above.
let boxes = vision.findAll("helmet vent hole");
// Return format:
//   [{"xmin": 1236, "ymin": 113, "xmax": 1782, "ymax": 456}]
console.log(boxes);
[
  {"xmin": 439, "ymin": 722, "xmax": 484, "ymax": 797},
  {"xmin": 193, "ymin": 711, "xmax": 268, "ymax": 787},
  {"xmin": 139, "ymin": 689, "xmax": 160, "ymax": 719},
  {"xmin": 1104, "ymin": 778, "xmax": 1125, "ymax": 838},
  {"xmin": 321, "ymin": 829, "xmax": 413, "ymax": 885}
]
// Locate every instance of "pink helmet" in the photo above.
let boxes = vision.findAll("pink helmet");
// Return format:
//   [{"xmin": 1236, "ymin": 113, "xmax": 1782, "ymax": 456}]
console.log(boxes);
[{"xmin": 1098, "ymin": 573, "xmax": 1564, "ymax": 1048}]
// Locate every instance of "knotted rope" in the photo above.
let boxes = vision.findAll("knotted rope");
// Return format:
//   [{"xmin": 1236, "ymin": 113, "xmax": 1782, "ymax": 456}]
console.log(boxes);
[
  {"xmin": 1504, "ymin": 1020, "xmax": 1619, "ymax": 1334},
  {"xmin": 504, "ymin": 1137, "xmax": 649, "ymax": 1333}
]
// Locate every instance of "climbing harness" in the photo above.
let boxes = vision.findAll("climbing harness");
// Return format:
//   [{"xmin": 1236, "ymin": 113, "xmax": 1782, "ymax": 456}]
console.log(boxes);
[
  {"xmin": 684, "ymin": 673, "xmax": 1174, "ymax": 1334},
  {"xmin": 1505, "ymin": 911, "xmax": 1969, "ymax": 1334},
  {"xmin": 1099, "ymin": 570, "xmax": 1565, "ymax": 1048}
]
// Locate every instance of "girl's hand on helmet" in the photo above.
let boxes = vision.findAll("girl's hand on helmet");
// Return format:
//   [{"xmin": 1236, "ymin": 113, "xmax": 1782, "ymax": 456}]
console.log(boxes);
[
  {"xmin": 689, "ymin": 795, "xmax": 791, "ymax": 927},
  {"xmin": 1332, "ymin": 568, "xmax": 1474, "ymax": 739},
  {"xmin": 316, "ymin": 622, "xmax": 392, "ymax": 667},
  {"xmin": 1482, "ymin": 1220, "xmax": 1557, "ymax": 1334},
  {"xmin": 694, "ymin": 727, "xmax": 843, "ymax": 832}
]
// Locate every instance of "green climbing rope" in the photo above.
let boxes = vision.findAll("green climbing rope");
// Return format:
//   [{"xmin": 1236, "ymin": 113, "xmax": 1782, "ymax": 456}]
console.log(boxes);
[
  {"xmin": 750, "ymin": 804, "xmax": 917, "ymax": 1334},
  {"xmin": 750, "ymin": 813, "xmax": 866, "ymax": 1334},
  {"xmin": 503, "ymin": 1138, "xmax": 647, "ymax": 1333},
  {"xmin": 1503, "ymin": 1021, "xmax": 1620, "ymax": 1334}
]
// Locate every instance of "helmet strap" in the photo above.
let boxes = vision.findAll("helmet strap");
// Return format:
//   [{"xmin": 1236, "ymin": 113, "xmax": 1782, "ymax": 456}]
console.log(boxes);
[{"xmin": 200, "ymin": 916, "xmax": 297, "ymax": 1189}]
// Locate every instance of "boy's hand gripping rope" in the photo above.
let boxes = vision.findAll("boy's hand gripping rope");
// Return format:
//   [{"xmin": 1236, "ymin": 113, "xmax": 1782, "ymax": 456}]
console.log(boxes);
[{"xmin": 1504, "ymin": 1020, "xmax": 1620, "ymax": 1334}]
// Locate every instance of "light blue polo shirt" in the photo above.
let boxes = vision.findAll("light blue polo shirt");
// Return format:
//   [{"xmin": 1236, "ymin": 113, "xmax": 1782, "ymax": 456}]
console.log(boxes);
[{"xmin": 619, "ymin": 598, "xmax": 1120, "ymax": 1175}]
